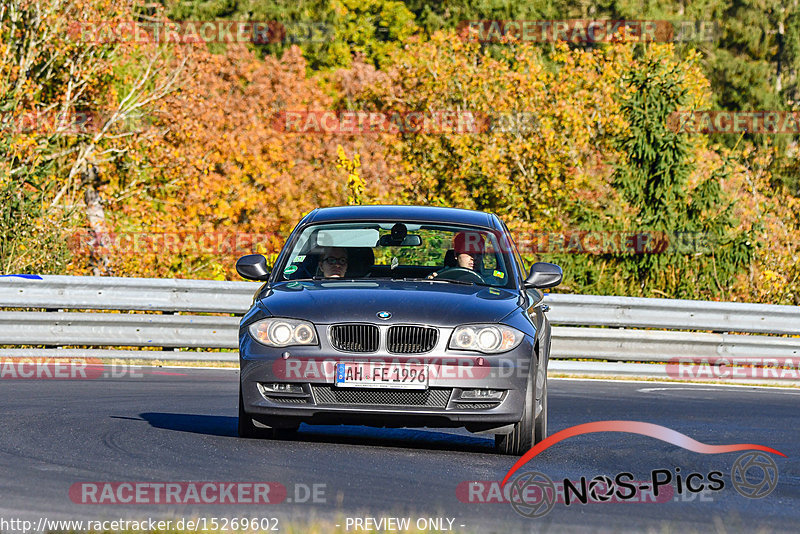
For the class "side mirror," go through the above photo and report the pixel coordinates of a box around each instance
[236,254,271,281]
[524,262,562,289]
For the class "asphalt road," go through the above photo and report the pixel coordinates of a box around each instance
[1,368,798,533]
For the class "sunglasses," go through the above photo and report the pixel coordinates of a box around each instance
[323,257,348,266]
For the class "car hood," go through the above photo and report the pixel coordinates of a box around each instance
[258,280,521,326]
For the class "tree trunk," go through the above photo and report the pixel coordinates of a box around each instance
[83,165,112,276]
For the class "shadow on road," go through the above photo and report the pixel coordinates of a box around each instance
[297,424,495,453]
[138,412,495,453]
[139,412,237,437]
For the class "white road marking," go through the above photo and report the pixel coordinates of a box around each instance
[551,377,800,392]
[637,386,800,395]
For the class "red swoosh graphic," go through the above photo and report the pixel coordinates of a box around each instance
[501,420,786,487]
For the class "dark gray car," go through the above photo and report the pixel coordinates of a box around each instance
[235,205,561,455]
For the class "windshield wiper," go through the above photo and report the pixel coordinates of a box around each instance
[310,276,374,281]
[403,277,475,285]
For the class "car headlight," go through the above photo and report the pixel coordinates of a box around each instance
[248,318,318,347]
[448,324,524,353]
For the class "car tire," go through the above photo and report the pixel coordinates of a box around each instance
[238,386,267,438]
[238,386,299,440]
[495,372,535,455]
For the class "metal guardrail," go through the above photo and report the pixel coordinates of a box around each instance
[0,276,798,363]
[0,275,259,313]
[0,347,237,361]
[551,327,800,361]
[0,311,238,348]
[544,293,800,335]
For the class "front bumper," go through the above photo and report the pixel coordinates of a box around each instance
[239,328,535,430]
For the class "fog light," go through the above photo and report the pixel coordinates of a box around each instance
[460,389,503,400]
[259,383,304,394]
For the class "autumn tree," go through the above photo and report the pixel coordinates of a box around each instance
[100,44,378,279]
[606,46,753,299]
[354,33,627,226]
[1,0,184,274]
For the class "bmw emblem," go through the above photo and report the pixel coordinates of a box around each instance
[376,311,392,320]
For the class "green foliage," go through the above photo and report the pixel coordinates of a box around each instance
[582,1,800,124]
[400,0,557,35]
[0,1,82,274]
[161,0,418,69]
[0,140,72,274]
[557,46,754,299]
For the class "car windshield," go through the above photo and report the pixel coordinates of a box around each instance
[278,222,516,288]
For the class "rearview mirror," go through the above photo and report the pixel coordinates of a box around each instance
[378,234,422,247]
[524,262,562,289]
[236,254,271,281]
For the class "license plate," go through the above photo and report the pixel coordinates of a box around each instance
[334,362,428,389]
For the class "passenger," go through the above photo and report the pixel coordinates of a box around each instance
[319,247,348,278]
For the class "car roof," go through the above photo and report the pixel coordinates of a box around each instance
[301,205,500,230]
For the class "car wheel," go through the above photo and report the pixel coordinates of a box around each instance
[238,386,299,440]
[495,373,535,455]
[238,386,268,438]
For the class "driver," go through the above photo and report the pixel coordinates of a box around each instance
[452,231,484,270]
[429,231,485,280]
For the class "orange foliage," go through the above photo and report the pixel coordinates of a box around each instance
[99,45,355,278]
